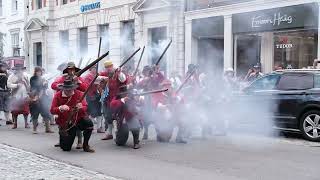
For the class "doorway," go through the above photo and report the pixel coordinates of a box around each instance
[235,35,261,77]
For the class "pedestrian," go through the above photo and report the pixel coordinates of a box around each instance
[29,67,54,134]
[7,64,30,129]
[50,79,95,153]
[0,62,12,125]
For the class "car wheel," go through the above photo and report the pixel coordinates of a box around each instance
[300,110,320,142]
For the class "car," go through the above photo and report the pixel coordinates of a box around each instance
[238,69,320,142]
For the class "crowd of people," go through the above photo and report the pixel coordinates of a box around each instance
[0,57,266,153]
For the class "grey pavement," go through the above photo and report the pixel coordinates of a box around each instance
[0,119,319,180]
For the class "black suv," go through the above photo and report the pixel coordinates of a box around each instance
[240,69,320,142]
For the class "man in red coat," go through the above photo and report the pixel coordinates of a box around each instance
[51,62,88,92]
[50,80,95,153]
[110,85,141,149]
[152,79,187,143]
[100,61,128,140]
[51,62,88,149]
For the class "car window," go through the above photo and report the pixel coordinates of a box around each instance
[246,74,280,92]
[277,73,313,90]
[314,74,320,88]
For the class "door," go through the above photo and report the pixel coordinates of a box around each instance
[236,35,261,77]
[275,73,314,128]
[34,42,42,67]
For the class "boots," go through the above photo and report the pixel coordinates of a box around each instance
[12,115,17,129]
[45,120,54,133]
[132,130,141,149]
[32,121,38,134]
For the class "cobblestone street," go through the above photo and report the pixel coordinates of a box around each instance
[0,144,118,180]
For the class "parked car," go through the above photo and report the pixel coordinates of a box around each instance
[238,69,320,142]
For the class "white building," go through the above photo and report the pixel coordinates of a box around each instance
[0,0,27,66]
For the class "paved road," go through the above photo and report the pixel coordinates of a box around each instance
[0,120,319,180]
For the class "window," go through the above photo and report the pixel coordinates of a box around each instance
[0,33,3,59]
[99,24,110,54]
[11,33,20,56]
[246,74,280,92]
[34,42,42,67]
[0,0,3,16]
[59,30,69,49]
[277,73,313,90]
[274,30,317,70]
[79,28,88,57]
[12,0,18,13]
[62,0,67,5]
[121,21,135,59]
[314,74,320,88]
[36,0,42,9]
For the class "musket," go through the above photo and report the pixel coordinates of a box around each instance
[175,67,197,94]
[119,47,141,68]
[133,46,145,77]
[77,57,83,68]
[75,51,109,77]
[155,39,172,66]
[117,88,168,97]
[85,58,92,67]
[96,37,102,73]
[61,74,99,134]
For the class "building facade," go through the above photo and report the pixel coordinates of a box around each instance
[0,0,26,66]
[185,0,320,77]
[24,0,185,76]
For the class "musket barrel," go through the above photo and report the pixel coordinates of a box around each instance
[75,51,109,77]
[119,47,141,68]
[155,39,172,66]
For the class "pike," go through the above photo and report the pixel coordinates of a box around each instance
[119,47,141,68]
[96,37,102,73]
[75,51,109,77]
[155,39,172,66]
[133,46,145,77]
[117,88,168,97]
[61,74,99,134]
[175,67,197,94]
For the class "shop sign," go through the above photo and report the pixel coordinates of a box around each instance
[233,3,318,33]
[80,1,101,13]
[276,43,293,49]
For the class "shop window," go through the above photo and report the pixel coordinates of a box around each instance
[62,0,67,5]
[274,30,317,70]
[121,21,135,70]
[79,27,88,57]
[99,24,110,54]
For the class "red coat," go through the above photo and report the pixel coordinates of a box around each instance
[151,92,183,108]
[50,90,88,128]
[51,76,88,92]
[83,72,99,98]
[110,98,137,122]
[100,70,127,104]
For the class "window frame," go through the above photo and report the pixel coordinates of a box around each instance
[245,73,281,92]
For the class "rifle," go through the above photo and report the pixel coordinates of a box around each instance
[60,74,99,135]
[96,37,102,73]
[119,47,141,68]
[175,67,197,94]
[155,39,172,66]
[133,46,145,78]
[75,51,109,77]
[117,88,168,97]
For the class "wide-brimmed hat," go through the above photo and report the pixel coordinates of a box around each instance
[57,80,79,90]
[62,62,81,74]
[11,64,26,70]
[57,62,68,72]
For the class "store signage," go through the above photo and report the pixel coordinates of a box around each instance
[251,13,293,28]
[233,3,318,33]
[276,43,293,49]
[80,1,101,13]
